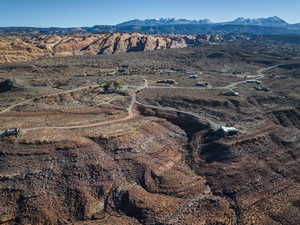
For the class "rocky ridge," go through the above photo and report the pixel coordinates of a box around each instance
[0,33,191,64]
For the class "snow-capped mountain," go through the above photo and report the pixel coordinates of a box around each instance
[117,18,211,26]
[117,16,292,28]
[227,16,289,27]
[1,16,300,36]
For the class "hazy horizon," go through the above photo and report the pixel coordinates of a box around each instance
[1,0,300,27]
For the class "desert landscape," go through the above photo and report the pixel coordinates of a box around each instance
[0,30,300,225]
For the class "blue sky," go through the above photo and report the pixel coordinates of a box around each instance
[1,0,300,27]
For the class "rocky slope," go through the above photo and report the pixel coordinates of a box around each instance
[1,103,300,225]
[0,117,225,225]
[0,33,189,64]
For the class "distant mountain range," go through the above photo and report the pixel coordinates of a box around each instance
[117,16,293,27]
[116,18,212,26]
[1,16,300,35]
[117,16,300,28]
[226,16,289,27]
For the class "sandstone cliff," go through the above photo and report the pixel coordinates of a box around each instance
[0,33,188,64]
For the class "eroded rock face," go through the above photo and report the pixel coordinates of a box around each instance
[0,33,188,64]
[0,118,236,225]
[1,110,300,225]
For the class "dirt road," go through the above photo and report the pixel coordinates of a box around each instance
[0,84,99,114]
[4,65,280,132]
[24,80,149,131]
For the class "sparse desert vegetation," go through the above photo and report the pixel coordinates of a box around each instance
[0,39,300,225]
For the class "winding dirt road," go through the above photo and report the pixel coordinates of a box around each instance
[24,80,149,131]
[0,84,100,114]
[2,65,279,132]
[223,64,282,89]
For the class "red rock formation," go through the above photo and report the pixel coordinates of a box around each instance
[0,33,188,64]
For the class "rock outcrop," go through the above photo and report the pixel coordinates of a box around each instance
[1,110,300,225]
[0,118,227,225]
[0,33,188,64]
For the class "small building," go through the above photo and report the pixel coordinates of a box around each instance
[0,128,20,137]
[156,79,177,85]
[213,126,239,138]
[196,82,209,87]
[189,75,199,79]
[222,90,240,96]
[246,79,262,84]
[220,126,239,135]
[205,126,239,142]
[0,79,14,93]
[117,68,126,73]
[254,87,271,92]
